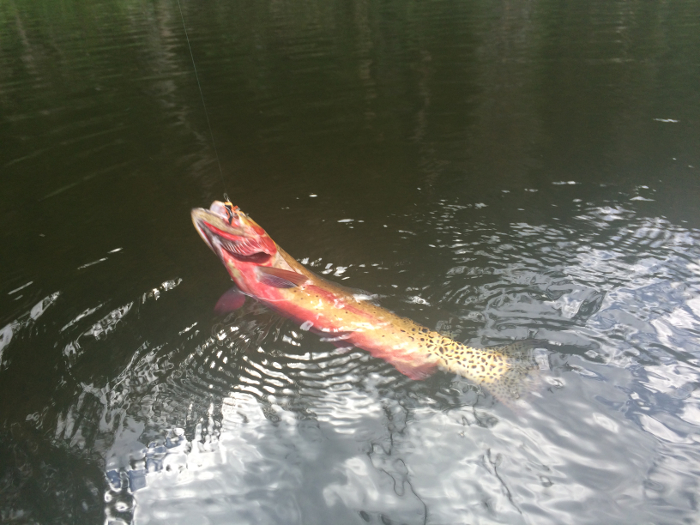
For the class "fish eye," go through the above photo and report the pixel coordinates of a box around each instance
[223,203,235,225]
[224,202,233,224]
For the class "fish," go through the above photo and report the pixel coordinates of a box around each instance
[191,200,537,403]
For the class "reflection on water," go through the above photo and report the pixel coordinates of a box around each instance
[1,0,700,523]
[5,199,698,524]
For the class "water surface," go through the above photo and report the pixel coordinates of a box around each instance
[1,0,700,523]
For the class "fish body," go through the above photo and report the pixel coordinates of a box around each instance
[192,201,534,402]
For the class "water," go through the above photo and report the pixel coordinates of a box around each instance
[1,0,700,523]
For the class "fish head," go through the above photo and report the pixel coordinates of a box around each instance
[191,201,277,274]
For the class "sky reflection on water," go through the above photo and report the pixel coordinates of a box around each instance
[1,0,700,523]
[86,200,700,525]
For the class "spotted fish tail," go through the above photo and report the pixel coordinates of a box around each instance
[434,338,542,405]
[479,340,542,405]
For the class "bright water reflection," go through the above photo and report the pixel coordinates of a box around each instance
[1,0,700,523]
[9,198,693,525]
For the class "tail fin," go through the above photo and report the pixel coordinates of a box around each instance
[478,340,544,406]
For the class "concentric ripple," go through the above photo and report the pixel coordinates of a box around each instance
[46,199,693,525]
[2,0,700,522]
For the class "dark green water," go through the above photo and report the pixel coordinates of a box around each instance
[2,0,700,523]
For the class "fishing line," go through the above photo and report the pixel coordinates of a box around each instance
[176,0,228,194]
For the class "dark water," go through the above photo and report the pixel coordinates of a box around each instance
[2,0,700,523]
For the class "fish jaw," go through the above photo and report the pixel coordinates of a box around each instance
[191,201,278,293]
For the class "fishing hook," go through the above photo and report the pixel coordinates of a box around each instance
[222,195,238,225]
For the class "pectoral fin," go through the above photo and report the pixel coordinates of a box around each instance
[214,286,246,314]
[256,266,308,288]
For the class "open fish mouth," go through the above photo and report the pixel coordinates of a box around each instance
[211,229,272,264]
[192,206,273,264]
[199,220,272,264]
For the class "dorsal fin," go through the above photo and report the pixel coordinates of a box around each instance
[256,266,308,288]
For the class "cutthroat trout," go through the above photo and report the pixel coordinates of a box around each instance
[192,200,535,403]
